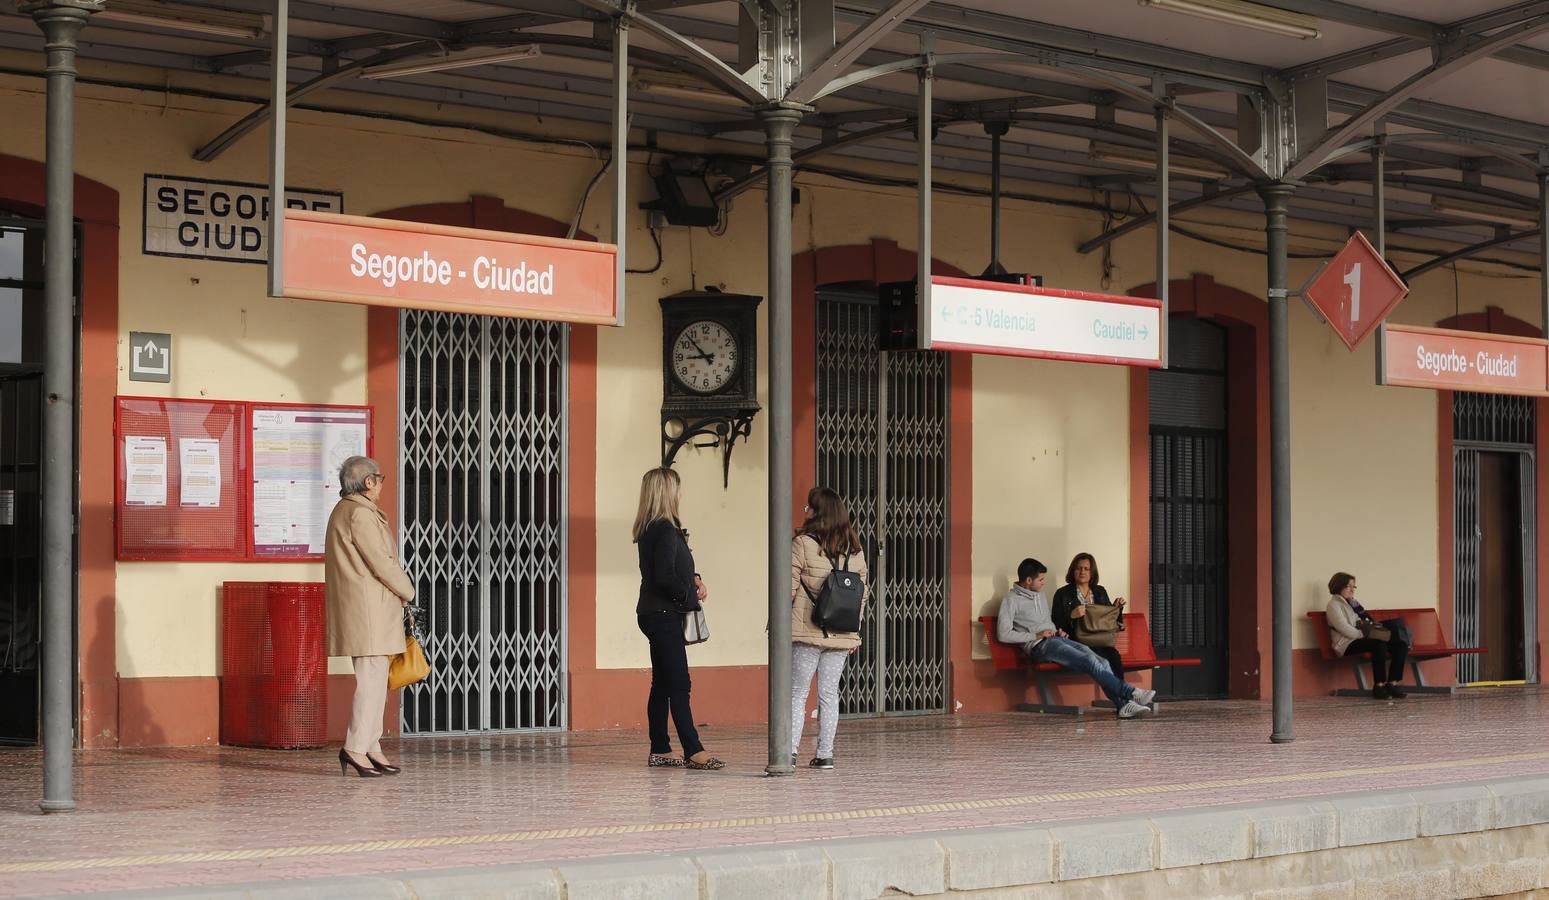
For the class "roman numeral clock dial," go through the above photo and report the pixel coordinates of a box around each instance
[671,320,738,393]
[659,290,763,487]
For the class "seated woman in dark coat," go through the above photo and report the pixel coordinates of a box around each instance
[1051,552,1126,679]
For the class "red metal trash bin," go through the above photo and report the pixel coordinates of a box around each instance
[221,581,327,749]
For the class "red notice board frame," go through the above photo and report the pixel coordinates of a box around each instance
[115,396,251,561]
[115,397,374,562]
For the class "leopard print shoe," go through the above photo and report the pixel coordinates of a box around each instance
[648,754,685,768]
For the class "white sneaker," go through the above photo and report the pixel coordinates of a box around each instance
[1131,688,1156,706]
[1118,700,1153,719]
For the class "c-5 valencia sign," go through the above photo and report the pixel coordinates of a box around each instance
[279,210,618,325]
[924,276,1162,367]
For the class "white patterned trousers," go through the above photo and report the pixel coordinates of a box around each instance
[791,643,848,758]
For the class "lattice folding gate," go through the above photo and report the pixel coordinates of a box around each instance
[1453,392,1537,685]
[815,289,949,716]
[1147,318,1229,699]
[399,310,568,734]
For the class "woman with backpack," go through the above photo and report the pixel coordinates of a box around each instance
[789,486,869,770]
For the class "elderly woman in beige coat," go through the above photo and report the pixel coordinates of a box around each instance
[789,486,869,770]
[326,455,415,778]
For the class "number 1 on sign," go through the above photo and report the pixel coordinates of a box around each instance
[1343,262,1361,323]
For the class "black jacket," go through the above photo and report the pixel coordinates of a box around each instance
[1051,583,1113,638]
[635,518,700,616]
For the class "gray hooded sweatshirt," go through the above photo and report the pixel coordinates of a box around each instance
[996,583,1056,654]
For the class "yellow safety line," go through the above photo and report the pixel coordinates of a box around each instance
[4,749,1548,875]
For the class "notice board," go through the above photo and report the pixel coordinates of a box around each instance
[115,397,372,562]
[116,397,248,560]
[251,404,373,559]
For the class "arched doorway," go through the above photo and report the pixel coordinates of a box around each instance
[793,240,970,716]
[370,196,592,735]
[0,153,118,747]
[1437,306,1544,686]
[1129,274,1269,700]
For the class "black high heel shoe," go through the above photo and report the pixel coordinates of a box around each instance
[367,755,401,775]
[339,749,384,778]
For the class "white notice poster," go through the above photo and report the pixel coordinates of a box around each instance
[251,406,370,557]
[123,436,168,506]
[179,438,222,507]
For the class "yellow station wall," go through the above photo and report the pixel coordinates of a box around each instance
[1,52,1544,699]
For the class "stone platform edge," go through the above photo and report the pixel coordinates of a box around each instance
[112,774,1549,900]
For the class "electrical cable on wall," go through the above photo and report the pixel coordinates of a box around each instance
[626,227,663,274]
[567,156,609,241]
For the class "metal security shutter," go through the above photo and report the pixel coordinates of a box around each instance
[1147,318,1228,699]
[399,310,567,734]
[1453,392,1536,684]
[816,287,949,716]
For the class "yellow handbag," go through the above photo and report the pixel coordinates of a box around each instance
[389,635,429,689]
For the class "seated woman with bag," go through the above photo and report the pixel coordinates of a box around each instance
[1325,571,1410,700]
[1051,553,1126,679]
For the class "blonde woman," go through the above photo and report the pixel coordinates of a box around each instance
[789,486,868,770]
[633,467,723,770]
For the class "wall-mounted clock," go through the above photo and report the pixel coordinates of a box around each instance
[659,289,762,486]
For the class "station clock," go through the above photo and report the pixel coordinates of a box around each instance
[659,289,762,486]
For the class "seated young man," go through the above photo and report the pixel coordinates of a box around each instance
[996,557,1154,718]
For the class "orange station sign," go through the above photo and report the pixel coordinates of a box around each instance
[1382,324,1549,396]
[279,210,618,325]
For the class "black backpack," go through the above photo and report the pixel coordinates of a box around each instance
[807,553,864,637]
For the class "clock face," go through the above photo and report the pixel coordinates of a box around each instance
[670,320,739,394]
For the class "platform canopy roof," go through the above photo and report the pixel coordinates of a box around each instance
[7,0,1549,273]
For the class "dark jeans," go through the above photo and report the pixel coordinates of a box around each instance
[1030,636,1135,707]
[1348,634,1409,684]
[1088,645,1124,678]
[638,611,703,757]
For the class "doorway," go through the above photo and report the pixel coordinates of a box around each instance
[397,311,569,734]
[814,285,950,716]
[0,216,46,744]
[1453,392,1537,684]
[1147,317,1229,698]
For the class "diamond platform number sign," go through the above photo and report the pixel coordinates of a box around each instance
[129,332,172,383]
[1303,231,1409,351]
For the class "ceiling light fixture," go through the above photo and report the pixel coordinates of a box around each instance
[1137,0,1321,40]
[1089,142,1230,180]
[1429,196,1538,229]
[96,0,269,40]
[361,45,543,80]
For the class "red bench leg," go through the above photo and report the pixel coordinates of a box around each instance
[1013,671,1087,716]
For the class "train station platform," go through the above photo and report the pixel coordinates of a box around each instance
[4,687,1549,897]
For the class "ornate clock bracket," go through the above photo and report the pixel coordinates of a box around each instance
[661,409,758,488]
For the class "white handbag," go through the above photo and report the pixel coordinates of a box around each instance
[683,608,710,645]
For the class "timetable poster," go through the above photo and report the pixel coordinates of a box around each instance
[251,406,370,558]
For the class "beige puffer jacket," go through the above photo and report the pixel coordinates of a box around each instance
[790,533,869,650]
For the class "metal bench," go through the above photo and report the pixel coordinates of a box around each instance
[1306,607,1486,695]
[977,613,1200,715]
